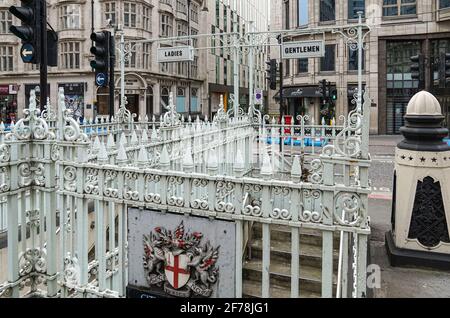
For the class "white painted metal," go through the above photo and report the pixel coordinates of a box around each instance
[0,17,373,297]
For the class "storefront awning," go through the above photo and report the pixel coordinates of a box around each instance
[274,86,335,99]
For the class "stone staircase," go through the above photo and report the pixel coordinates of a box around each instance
[243,224,341,298]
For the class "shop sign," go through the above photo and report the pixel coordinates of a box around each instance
[0,85,9,95]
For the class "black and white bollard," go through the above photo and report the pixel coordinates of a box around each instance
[386,91,450,269]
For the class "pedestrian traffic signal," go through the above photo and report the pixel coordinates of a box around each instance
[410,54,425,89]
[320,79,329,100]
[440,52,450,88]
[9,0,43,64]
[266,59,278,90]
[90,31,111,87]
[331,89,338,101]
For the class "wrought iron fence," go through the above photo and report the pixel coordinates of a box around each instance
[0,86,372,298]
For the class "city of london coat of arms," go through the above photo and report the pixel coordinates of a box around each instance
[143,221,220,297]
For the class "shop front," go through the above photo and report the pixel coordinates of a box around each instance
[25,84,51,110]
[0,84,18,125]
[275,85,336,123]
[58,83,86,120]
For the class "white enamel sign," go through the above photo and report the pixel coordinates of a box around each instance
[281,40,325,59]
[157,46,194,63]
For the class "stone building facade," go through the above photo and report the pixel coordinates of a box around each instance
[0,0,269,123]
[270,0,450,134]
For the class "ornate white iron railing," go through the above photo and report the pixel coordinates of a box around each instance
[0,86,372,298]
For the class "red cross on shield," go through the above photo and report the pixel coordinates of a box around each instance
[165,252,190,289]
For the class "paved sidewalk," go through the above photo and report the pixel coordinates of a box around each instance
[368,198,450,298]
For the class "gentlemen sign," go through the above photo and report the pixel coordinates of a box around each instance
[157,46,194,62]
[282,40,325,59]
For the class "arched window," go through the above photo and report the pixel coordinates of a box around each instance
[191,88,199,113]
[161,87,170,113]
[176,87,186,113]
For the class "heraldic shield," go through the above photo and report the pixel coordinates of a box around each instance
[143,221,220,298]
[165,252,190,289]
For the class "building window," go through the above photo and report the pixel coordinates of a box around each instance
[124,2,137,28]
[104,2,116,25]
[216,0,220,27]
[216,56,220,84]
[191,56,198,78]
[386,41,421,134]
[348,0,365,19]
[59,4,81,30]
[321,44,335,71]
[297,58,308,73]
[191,28,198,47]
[223,4,228,32]
[383,0,416,17]
[176,87,186,113]
[440,0,450,9]
[284,1,290,29]
[161,87,170,112]
[177,21,188,37]
[191,88,199,112]
[177,61,188,76]
[348,47,365,71]
[143,5,152,31]
[160,0,172,6]
[431,39,450,88]
[211,26,216,54]
[176,0,187,14]
[0,9,12,34]
[0,46,13,71]
[60,42,81,69]
[320,0,335,22]
[160,62,170,73]
[285,60,290,76]
[160,14,173,37]
[143,43,151,70]
[190,3,199,23]
[297,0,309,26]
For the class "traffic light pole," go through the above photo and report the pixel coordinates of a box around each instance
[39,0,47,111]
[279,61,283,153]
[109,35,115,120]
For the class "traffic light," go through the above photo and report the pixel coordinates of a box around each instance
[440,52,450,88]
[331,89,338,101]
[90,31,111,87]
[9,0,43,64]
[320,79,329,101]
[266,59,277,90]
[410,54,425,89]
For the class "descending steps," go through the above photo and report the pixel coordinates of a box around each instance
[242,224,341,298]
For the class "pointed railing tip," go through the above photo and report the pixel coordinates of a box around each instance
[207,149,218,170]
[119,133,127,146]
[141,129,149,143]
[182,147,194,170]
[116,142,128,164]
[260,152,273,177]
[138,145,148,165]
[107,134,116,150]
[130,130,139,145]
[98,142,109,162]
[160,145,170,169]
[291,155,302,180]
